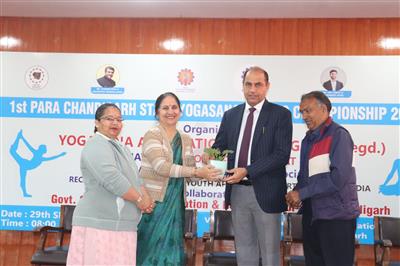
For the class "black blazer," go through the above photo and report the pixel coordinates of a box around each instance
[213,100,293,213]
[323,80,344,91]
[97,76,116,88]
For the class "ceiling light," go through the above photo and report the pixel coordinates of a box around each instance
[378,38,400,49]
[0,36,21,48]
[162,38,184,51]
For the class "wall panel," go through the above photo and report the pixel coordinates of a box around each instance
[0,17,399,54]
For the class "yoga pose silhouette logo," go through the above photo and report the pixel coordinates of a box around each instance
[9,130,66,197]
[379,158,400,196]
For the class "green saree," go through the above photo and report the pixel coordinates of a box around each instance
[137,132,185,266]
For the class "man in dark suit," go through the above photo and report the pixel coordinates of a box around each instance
[97,66,116,87]
[207,66,293,265]
[323,69,344,91]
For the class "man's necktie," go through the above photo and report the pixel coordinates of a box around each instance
[238,107,256,168]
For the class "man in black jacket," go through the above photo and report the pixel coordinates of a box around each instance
[323,69,344,91]
[97,66,116,87]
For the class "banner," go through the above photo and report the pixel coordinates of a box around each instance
[1,52,399,244]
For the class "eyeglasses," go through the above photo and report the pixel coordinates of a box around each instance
[100,116,124,123]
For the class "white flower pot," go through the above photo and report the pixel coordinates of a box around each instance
[209,160,227,173]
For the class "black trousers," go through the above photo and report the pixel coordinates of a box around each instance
[302,214,357,266]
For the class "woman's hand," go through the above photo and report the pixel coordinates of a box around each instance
[137,185,155,213]
[136,194,154,213]
[195,165,222,181]
[122,186,155,213]
[201,152,211,164]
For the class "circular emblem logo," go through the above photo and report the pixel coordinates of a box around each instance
[25,66,48,90]
[177,68,194,86]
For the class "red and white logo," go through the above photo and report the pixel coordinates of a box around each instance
[177,68,194,86]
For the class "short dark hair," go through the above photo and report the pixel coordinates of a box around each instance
[301,91,332,113]
[94,103,121,133]
[105,66,115,73]
[155,92,182,119]
[242,66,269,85]
[329,69,338,74]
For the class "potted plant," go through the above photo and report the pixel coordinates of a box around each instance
[204,148,233,173]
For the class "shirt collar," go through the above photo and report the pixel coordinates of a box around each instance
[96,131,112,141]
[245,98,265,112]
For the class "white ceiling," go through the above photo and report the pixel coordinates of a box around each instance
[1,0,399,18]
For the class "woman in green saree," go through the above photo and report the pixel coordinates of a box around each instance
[137,92,221,266]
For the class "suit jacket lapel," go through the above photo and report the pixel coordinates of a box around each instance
[251,101,270,154]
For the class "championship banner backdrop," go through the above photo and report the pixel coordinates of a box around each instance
[1,52,399,244]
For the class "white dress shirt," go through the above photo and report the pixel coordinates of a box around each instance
[234,99,265,170]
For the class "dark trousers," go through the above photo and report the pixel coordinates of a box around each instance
[302,214,357,266]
